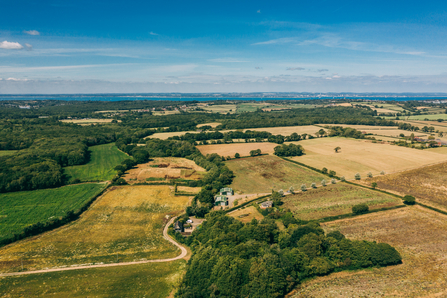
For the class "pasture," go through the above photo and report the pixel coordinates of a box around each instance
[64,143,128,182]
[228,206,264,223]
[225,155,326,194]
[293,207,447,297]
[282,183,402,220]
[0,150,17,156]
[0,260,186,298]
[197,142,277,157]
[60,119,119,124]
[0,185,190,273]
[291,137,447,180]
[366,161,447,211]
[200,104,237,113]
[123,157,206,184]
[196,122,221,128]
[0,183,106,242]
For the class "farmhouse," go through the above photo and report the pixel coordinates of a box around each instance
[214,195,229,206]
[260,201,273,209]
[174,221,184,233]
[220,187,234,196]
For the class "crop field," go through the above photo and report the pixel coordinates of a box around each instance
[282,183,402,220]
[60,119,120,124]
[291,137,447,180]
[200,104,238,113]
[152,110,181,116]
[335,124,399,130]
[123,157,206,183]
[176,186,201,194]
[0,183,106,242]
[197,142,278,157]
[0,185,190,273]
[228,206,264,223]
[293,207,447,297]
[236,103,268,112]
[0,150,17,156]
[64,143,128,182]
[407,114,447,120]
[225,155,326,194]
[0,260,186,298]
[196,122,221,128]
[366,161,447,211]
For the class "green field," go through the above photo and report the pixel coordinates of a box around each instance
[406,113,447,120]
[0,260,185,298]
[0,183,106,242]
[0,150,17,156]
[225,155,326,194]
[64,143,128,182]
[283,183,402,220]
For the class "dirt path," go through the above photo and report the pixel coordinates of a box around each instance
[0,217,187,278]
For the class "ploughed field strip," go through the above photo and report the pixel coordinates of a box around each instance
[293,207,447,298]
[0,183,106,242]
[282,183,402,221]
[0,185,189,274]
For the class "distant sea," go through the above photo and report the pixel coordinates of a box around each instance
[1,95,447,102]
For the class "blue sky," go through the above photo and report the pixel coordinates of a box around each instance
[2,0,447,93]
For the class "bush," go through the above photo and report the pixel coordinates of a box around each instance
[403,195,416,205]
[321,179,326,187]
[367,172,373,178]
[322,167,328,174]
[352,203,369,214]
[311,182,317,189]
[301,184,307,191]
[371,182,377,189]
[355,173,361,180]
[328,170,336,177]
[380,170,385,175]
[234,153,240,158]
[340,176,346,182]
[331,178,336,184]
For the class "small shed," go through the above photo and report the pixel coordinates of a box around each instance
[214,195,229,206]
[260,201,273,209]
[220,187,234,196]
[174,221,184,233]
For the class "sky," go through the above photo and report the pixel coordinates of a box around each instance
[2,0,447,93]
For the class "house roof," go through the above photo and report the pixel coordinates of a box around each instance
[220,187,232,192]
[215,195,228,202]
[260,201,273,208]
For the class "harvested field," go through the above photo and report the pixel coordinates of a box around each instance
[365,161,447,211]
[407,114,447,120]
[293,207,447,298]
[197,122,221,128]
[282,183,402,220]
[0,260,186,298]
[60,119,119,124]
[176,186,201,194]
[226,155,326,194]
[228,206,264,223]
[0,185,190,273]
[123,157,205,183]
[197,142,277,157]
[152,110,180,116]
[201,104,237,113]
[291,137,447,180]
[147,131,198,140]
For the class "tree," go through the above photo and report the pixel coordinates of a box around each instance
[380,170,385,175]
[355,173,361,180]
[340,176,346,182]
[371,182,377,189]
[352,203,369,214]
[235,153,240,158]
[331,179,336,184]
[311,182,317,189]
[329,170,336,177]
[403,195,416,205]
[321,179,326,187]
[322,167,328,174]
[367,172,373,178]
[334,146,341,153]
[301,184,307,191]
[289,186,294,194]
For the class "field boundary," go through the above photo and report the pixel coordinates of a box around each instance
[279,157,341,180]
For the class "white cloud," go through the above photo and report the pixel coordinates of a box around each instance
[6,77,28,81]
[0,41,24,50]
[149,31,159,36]
[287,67,305,71]
[23,30,40,36]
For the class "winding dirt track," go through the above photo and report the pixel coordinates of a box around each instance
[0,217,187,278]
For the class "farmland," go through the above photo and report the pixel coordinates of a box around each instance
[0,260,186,298]
[0,150,17,156]
[282,183,402,220]
[406,113,447,120]
[60,119,120,124]
[291,137,447,180]
[228,206,264,223]
[293,207,447,297]
[196,122,221,128]
[123,157,206,184]
[64,143,128,182]
[366,161,447,211]
[225,155,326,194]
[0,185,190,273]
[0,183,106,242]
[197,142,277,157]
[200,104,237,113]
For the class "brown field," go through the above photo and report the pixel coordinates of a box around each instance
[197,142,278,157]
[228,206,264,223]
[146,131,199,139]
[335,124,399,130]
[152,110,181,116]
[226,155,326,194]
[0,185,190,273]
[197,122,221,128]
[364,161,447,211]
[176,186,202,194]
[123,157,206,183]
[246,125,324,136]
[60,119,120,124]
[293,207,447,297]
[291,137,447,180]
[283,183,402,220]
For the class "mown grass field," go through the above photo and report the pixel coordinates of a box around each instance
[365,161,447,211]
[282,183,402,220]
[291,137,447,180]
[293,207,447,297]
[0,151,17,157]
[228,206,264,223]
[0,185,190,273]
[0,260,186,298]
[0,183,106,242]
[406,113,447,120]
[64,143,128,182]
[226,155,326,194]
[201,104,237,113]
[197,142,278,157]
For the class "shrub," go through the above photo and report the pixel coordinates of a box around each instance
[371,182,377,189]
[352,203,369,214]
[234,153,240,158]
[403,195,416,205]
[331,178,336,184]
[289,186,294,194]
[355,173,361,180]
[380,170,385,175]
[301,184,307,191]
[367,172,373,178]
[311,182,317,189]
[321,179,326,187]
[328,170,336,177]
[322,167,328,174]
[340,176,346,182]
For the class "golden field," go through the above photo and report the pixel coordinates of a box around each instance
[0,185,190,273]
[228,206,264,224]
[197,142,278,157]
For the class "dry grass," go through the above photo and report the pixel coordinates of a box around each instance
[283,183,402,220]
[335,124,399,130]
[197,142,278,157]
[176,186,202,194]
[246,125,324,136]
[197,122,221,128]
[0,185,190,273]
[152,110,181,116]
[364,162,447,211]
[291,137,447,180]
[293,206,447,298]
[123,157,206,183]
[201,104,238,113]
[60,119,119,124]
[228,206,264,223]
[147,131,198,140]
[226,155,326,194]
